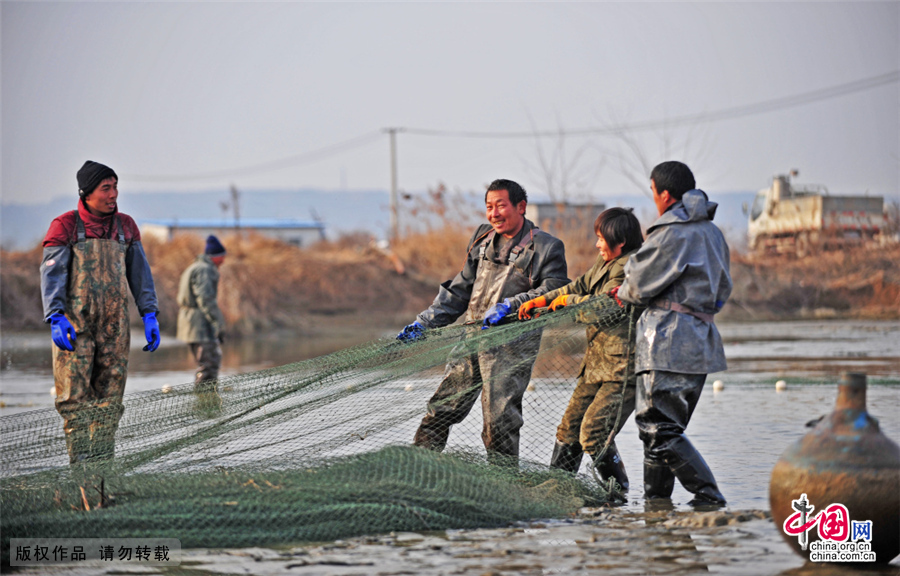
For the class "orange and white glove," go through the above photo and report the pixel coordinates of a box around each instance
[549,294,573,311]
[607,286,624,308]
[518,296,547,320]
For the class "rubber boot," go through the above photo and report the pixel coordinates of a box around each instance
[483,423,520,468]
[63,410,93,466]
[89,421,117,462]
[65,429,91,465]
[87,403,124,462]
[592,447,629,492]
[549,441,583,473]
[643,460,676,499]
[487,450,519,469]
[667,436,726,506]
[413,424,450,453]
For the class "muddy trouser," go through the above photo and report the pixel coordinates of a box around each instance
[413,331,541,464]
[190,341,222,387]
[634,371,724,502]
[556,373,636,460]
[54,335,128,464]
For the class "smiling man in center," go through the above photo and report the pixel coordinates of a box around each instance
[398,179,569,466]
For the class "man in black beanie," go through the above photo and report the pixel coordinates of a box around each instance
[40,160,161,465]
[77,160,118,202]
[176,235,227,393]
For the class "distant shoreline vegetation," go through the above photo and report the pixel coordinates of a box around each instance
[0,188,759,251]
[1,229,898,334]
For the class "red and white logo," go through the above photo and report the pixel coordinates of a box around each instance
[782,493,876,562]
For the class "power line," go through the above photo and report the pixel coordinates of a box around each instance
[401,70,900,139]
[121,70,898,182]
[123,130,384,182]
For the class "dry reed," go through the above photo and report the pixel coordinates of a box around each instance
[3,232,897,334]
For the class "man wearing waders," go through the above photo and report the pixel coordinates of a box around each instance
[398,179,568,466]
[40,161,160,465]
[613,161,731,506]
[177,235,227,387]
[518,207,644,494]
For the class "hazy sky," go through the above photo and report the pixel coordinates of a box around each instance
[2,2,898,206]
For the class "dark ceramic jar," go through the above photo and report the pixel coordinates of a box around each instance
[769,373,899,563]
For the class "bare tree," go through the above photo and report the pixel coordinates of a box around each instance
[521,113,606,203]
[399,182,479,235]
[519,109,715,203]
[597,109,716,198]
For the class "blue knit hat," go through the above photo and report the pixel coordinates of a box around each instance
[205,235,226,256]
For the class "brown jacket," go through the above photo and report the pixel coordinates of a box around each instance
[543,250,640,383]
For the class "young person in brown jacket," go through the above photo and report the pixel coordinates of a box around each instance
[518,207,643,493]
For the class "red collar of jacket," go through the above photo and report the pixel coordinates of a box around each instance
[77,198,121,239]
[42,201,140,247]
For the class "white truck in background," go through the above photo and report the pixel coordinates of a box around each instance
[746,171,885,257]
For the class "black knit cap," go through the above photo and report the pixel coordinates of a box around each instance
[77,160,117,198]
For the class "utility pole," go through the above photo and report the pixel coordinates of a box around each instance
[384,128,403,243]
[229,183,241,241]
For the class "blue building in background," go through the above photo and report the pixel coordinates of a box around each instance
[140,218,327,247]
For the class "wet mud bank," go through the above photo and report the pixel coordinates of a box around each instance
[188,509,782,576]
[17,508,900,575]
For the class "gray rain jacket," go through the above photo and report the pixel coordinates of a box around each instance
[416,219,569,328]
[617,190,732,374]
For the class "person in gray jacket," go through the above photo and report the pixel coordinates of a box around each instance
[614,161,731,506]
[176,236,227,386]
[398,179,569,465]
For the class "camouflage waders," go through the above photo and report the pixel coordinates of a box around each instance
[551,322,637,490]
[554,366,636,461]
[52,213,129,464]
[189,341,222,385]
[414,231,541,465]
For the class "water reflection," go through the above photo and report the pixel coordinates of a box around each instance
[1,320,898,574]
[0,325,391,416]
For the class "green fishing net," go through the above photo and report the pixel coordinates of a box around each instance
[1,296,632,562]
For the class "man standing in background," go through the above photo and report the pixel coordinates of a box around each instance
[41,160,161,465]
[614,160,731,506]
[177,235,227,387]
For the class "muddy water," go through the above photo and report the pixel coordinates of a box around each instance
[3,319,897,416]
[0,325,392,417]
[3,319,899,575]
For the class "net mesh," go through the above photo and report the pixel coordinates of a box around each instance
[1,297,632,560]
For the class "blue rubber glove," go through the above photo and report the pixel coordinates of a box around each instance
[50,313,76,351]
[142,313,161,352]
[396,321,425,342]
[482,298,513,329]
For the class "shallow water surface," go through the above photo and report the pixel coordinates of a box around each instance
[3,320,898,575]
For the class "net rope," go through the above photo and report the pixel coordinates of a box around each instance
[1,296,633,560]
